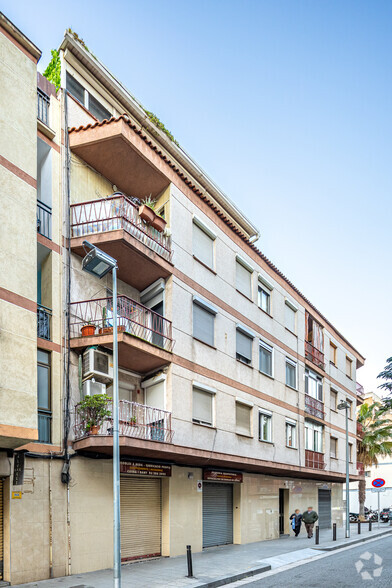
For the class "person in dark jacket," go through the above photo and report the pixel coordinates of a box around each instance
[302,506,319,538]
[290,509,303,537]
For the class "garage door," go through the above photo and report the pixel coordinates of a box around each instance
[203,483,233,548]
[0,480,3,580]
[120,477,161,561]
[318,488,332,529]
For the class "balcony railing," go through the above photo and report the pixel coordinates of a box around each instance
[37,200,52,240]
[37,304,52,341]
[37,89,50,126]
[305,394,325,420]
[69,296,173,352]
[357,421,364,438]
[74,399,173,443]
[305,340,325,370]
[305,449,326,470]
[356,382,365,398]
[70,194,172,262]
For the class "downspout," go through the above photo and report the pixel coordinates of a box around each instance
[49,456,53,579]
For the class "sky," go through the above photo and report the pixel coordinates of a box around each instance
[2,0,391,394]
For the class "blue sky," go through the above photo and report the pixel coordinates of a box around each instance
[3,0,391,394]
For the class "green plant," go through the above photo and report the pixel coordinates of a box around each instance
[144,110,179,146]
[66,28,90,52]
[141,195,157,211]
[130,416,137,425]
[43,49,61,92]
[77,394,112,431]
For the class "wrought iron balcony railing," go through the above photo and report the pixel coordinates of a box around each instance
[74,399,173,443]
[37,200,52,240]
[37,304,52,341]
[305,449,326,470]
[69,295,173,352]
[37,88,50,126]
[70,194,172,262]
[305,394,325,420]
[305,340,325,370]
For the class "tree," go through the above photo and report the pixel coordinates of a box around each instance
[357,401,392,517]
[378,357,392,410]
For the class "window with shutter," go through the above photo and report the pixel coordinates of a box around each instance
[305,368,323,401]
[286,420,297,448]
[193,302,215,346]
[286,358,297,389]
[236,259,252,299]
[259,342,273,376]
[193,221,214,269]
[346,356,353,378]
[236,402,252,436]
[88,93,111,122]
[285,302,296,333]
[193,388,213,425]
[258,285,271,314]
[236,329,253,364]
[330,437,337,458]
[66,72,85,104]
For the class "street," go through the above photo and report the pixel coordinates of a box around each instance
[237,535,392,587]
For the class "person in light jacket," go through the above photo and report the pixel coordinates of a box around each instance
[290,509,303,537]
[302,506,319,538]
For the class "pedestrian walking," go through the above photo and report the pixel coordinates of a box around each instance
[302,506,319,538]
[290,509,303,537]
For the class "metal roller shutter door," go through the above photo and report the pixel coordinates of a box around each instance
[120,477,161,561]
[0,480,3,580]
[203,483,233,548]
[318,489,332,529]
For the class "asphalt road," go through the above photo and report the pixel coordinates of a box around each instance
[241,535,392,587]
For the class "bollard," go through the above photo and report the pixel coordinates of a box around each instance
[369,520,372,532]
[358,521,361,535]
[333,523,337,541]
[315,525,320,545]
[186,545,193,578]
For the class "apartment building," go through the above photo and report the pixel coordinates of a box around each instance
[0,14,365,584]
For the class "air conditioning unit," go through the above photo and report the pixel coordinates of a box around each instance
[82,380,106,398]
[82,348,113,383]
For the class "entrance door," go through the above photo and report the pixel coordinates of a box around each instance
[279,489,285,535]
[318,488,332,529]
[120,477,161,561]
[0,480,3,580]
[203,483,233,548]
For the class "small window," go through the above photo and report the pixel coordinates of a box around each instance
[349,442,353,462]
[330,437,338,458]
[236,327,253,365]
[346,356,353,378]
[346,398,353,419]
[193,386,214,426]
[66,72,85,104]
[193,219,215,269]
[365,471,371,478]
[305,421,323,452]
[285,358,297,389]
[236,258,253,299]
[305,368,323,401]
[258,285,270,314]
[259,411,272,442]
[37,349,51,443]
[330,390,338,411]
[286,420,297,448]
[236,401,252,436]
[259,341,273,377]
[193,299,216,347]
[330,342,337,365]
[88,93,111,122]
[285,302,296,333]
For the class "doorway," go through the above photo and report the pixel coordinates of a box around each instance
[279,488,289,535]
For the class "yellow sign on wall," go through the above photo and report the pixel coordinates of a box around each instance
[12,491,22,499]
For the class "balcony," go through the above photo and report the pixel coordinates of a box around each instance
[357,461,365,475]
[69,296,173,373]
[305,394,325,420]
[37,200,52,240]
[305,449,325,470]
[70,194,173,290]
[37,304,51,341]
[305,340,325,370]
[37,88,50,126]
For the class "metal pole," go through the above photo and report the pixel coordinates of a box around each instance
[345,406,350,538]
[186,545,193,578]
[315,525,319,545]
[378,491,380,529]
[369,520,372,532]
[112,266,121,588]
[358,521,361,535]
[333,522,336,541]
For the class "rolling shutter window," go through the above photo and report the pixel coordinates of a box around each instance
[318,489,332,529]
[193,388,213,425]
[236,402,251,435]
[236,260,252,298]
[285,303,296,333]
[193,302,215,346]
[203,483,233,547]
[259,343,273,376]
[193,222,214,268]
[66,72,85,104]
[144,380,165,411]
[236,329,253,364]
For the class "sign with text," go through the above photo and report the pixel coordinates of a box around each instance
[120,461,171,477]
[371,488,386,493]
[13,452,25,486]
[203,470,243,483]
[12,491,22,499]
[372,478,386,488]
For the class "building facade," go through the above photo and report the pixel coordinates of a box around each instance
[0,14,365,584]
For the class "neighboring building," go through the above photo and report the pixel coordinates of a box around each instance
[0,14,366,584]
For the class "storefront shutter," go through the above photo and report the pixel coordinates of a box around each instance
[203,483,233,548]
[318,489,332,529]
[0,480,3,580]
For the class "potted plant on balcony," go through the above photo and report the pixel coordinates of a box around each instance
[81,319,96,337]
[151,210,167,233]
[98,306,126,335]
[139,196,156,224]
[77,393,112,435]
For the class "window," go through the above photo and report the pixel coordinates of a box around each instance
[37,350,51,443]
[236,327,253,365]
[66,72,85,104]
[193,298,216,347]
[259,411,272,442]
[258,284,271,314]
[346,356,353,378]
[236,257,253,299]
[285,358,297,389]
[88,93,111,122]
[236,401,252,436]
[285,301,297,333]
[305,421,323,452]
[330,342,337,365]
[330,437,338,458]
[259,341,273,377]
[286,420,297,448]
[330,390,338,411]
[305,368,323,401]
[193,219,215,269]
[349,442,353,462]
[365,471,371,478]
[346,398,353,419]
[192,385,214,426]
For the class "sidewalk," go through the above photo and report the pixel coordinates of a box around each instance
[15,524,392,588]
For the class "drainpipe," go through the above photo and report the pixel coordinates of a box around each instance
[49,456,53,579]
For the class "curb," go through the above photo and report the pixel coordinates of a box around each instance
[192,564,272,588]
[312,528,392,552]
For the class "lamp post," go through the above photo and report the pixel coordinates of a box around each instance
[82,241,121,588]
[337,400,350,538]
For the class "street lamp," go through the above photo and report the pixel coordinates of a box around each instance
[82,240,121,588]
[337,400,350,538]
